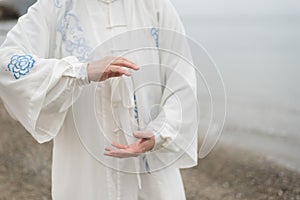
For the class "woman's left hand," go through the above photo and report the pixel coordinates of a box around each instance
[104,131,155,158]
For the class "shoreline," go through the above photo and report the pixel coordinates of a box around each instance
[181,143,300,200]
[220,123,300,174]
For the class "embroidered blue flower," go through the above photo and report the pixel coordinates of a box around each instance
[54,0,62,8]
[56,0,92,61]
[151,27,159,48]
[7,55,35,79]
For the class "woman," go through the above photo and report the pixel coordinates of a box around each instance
[0,0,198,199]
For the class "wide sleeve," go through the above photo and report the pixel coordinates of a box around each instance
[0,0,89,143]
[147,0,198,168]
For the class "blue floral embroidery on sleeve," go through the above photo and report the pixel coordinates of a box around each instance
[151,27,159,48]
[7,55,35,79]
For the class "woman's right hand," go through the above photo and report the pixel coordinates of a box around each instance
[87,56,139,82]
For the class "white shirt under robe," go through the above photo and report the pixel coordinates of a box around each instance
[0,0,198,199]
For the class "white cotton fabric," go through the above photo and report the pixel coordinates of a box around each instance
[0,0,198,199]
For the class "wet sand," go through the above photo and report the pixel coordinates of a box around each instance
[0,101,300,200]
[182,145,300,200]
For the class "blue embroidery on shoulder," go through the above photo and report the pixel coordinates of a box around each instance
[54,0,62,8]
[7,55,35,79]
[56,0,92,61]
[151,27,159,48]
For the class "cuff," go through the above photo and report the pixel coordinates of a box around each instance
[151,133,165,152]
[63,62,90,85]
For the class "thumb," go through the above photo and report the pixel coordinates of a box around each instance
[133,131,154,139]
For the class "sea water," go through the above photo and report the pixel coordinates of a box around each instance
[180,14,300,171]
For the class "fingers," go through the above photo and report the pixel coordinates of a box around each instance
[89,56,140,82]
[110,57,139,70]
[133,131,154,139]
[104,141,142,158]
[104,148,140,158]
[109,65,132,76]
[111,142,129,149]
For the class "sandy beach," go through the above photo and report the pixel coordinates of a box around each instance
[1,101,300,200]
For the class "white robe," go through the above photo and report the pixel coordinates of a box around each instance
[0,0,198,199]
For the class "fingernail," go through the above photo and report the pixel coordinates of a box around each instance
[131,64,138,69]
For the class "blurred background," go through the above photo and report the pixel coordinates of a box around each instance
[0,0,299,199]
[176,0,300,171]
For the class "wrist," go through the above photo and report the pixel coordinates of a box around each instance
[63,62,90,85]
